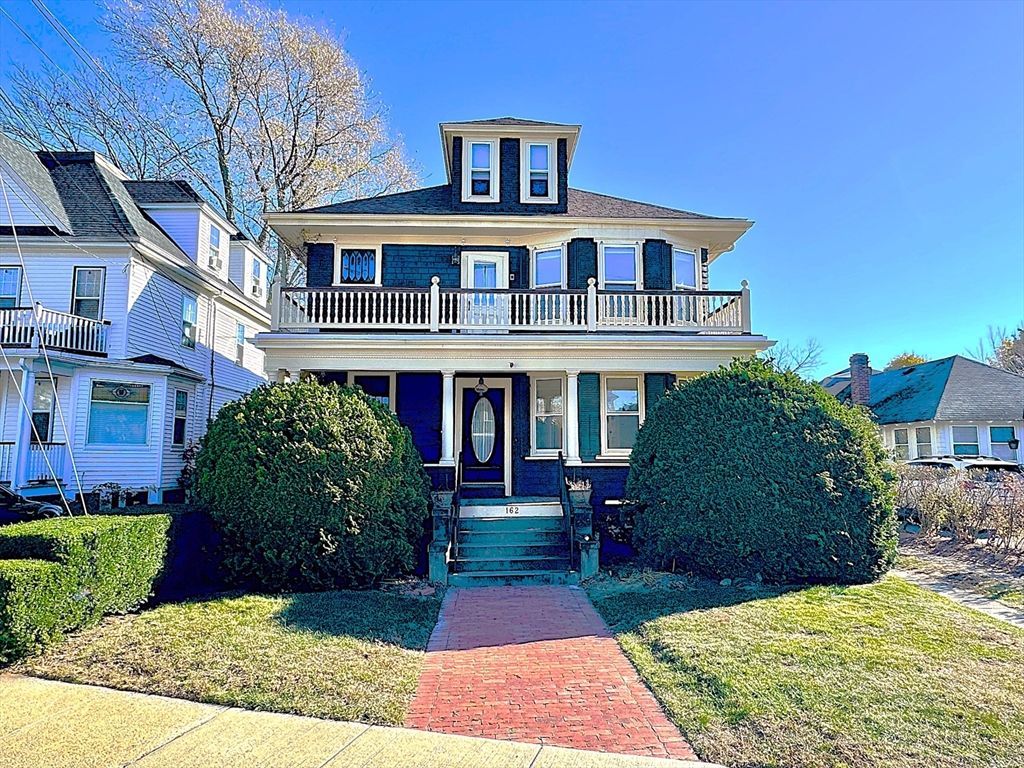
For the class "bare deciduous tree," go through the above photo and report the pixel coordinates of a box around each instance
[763,337,825,377]
[967,325,1024,376]
[0,0,416,279]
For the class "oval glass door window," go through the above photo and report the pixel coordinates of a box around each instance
[470,398,496,463]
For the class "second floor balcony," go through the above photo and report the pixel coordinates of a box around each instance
[273,278,752,335]
[0,305,110,357]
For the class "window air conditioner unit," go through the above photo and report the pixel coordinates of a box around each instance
[251,284,263,297]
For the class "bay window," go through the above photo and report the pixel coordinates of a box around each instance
[533,377,564,453]
[603,376,642,453]
[673,248,698,289]
[600,244,639,290]
[87,381,150,445]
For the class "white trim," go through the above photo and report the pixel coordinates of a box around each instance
[671,246,698,290]
[455,376,512,496]
[85,378,154,448]
[0,264,23,306]
[530,374,566,456]
[332,244,383,287]
[600,373,644,457]
[461,139,500,203]
[530,243,566,289]
[345,371,397,413]
[597,242,643,290]
[461,250,510,289]
[951,424,981,455]
[171,388,188,448]
[520,140,557,204]
[71,265,106,320]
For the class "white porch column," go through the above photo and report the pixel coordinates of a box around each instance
[13,363,36,490]
[440,369,455,466]
[566,370,580,463]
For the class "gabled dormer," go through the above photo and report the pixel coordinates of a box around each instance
[440,118,580,214]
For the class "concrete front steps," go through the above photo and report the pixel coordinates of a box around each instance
[449,499,577,587]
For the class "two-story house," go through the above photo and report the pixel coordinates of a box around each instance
[0,133,270,504]
[259,117,772,584]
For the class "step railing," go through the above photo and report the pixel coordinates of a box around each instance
[0,305,110,356]
[451,448,464,574]
[558,451,578,572]
[274,277,751,334]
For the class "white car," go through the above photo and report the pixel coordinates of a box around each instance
[906,455,1021,475]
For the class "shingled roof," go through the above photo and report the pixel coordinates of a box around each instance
[301,184,725,220]
[0,133,73,233]
[123,180,205,205]
[448,117,576,127]
[831,355,1024,423]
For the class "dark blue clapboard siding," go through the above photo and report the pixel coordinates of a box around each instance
[396,372,442,463]
[305,243,334,287]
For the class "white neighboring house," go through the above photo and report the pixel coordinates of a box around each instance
[822,353,1023,463]
[0,134,270,502]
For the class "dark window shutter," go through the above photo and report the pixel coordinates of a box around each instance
[568,238,597,290]
[306,243,334,287]
[578,373,601,461]
[642,240,671,290]
[644,373,676,415]
[700,248,709,290]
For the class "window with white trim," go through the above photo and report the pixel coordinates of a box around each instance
[0,267,21,308]
[521,141,555,202]
[915,426,932,458]
[181,295,198,348]
[208,225,222,269]
[463,140,499,202]
[673,248,698,289]
[172,390,188,447]
[31,376,54,444]
[533,377,564,453]
[600,244,640,291]
[250,259,263,297]
[235,323,245,365]
[72,267,104,320]
[337,249,376,284]
[893,428,910,460]
[533,247,564,288]
[990,426,1018,462]
[952,425,979,456]
[603,375,642,453]
[88,381,150,445]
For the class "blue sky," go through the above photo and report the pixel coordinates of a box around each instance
[1,0,1022,376]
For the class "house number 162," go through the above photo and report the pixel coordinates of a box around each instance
[505,506,520,515]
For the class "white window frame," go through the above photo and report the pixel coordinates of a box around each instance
[914,425,932,459]
[462,139,500,203]
[331,245,382,286]
[520,140,557,204]
[600,374,644,457]
[531,375,566,456]
[672,247,698,290]
[531,244,566,289]
[461,251,509,289]
[0,266,22,308]
[235,323,245,366]
[952,425,980,456]
[346,371,396,413]
[893,428,910,460]
[172,389,188,448]
[250,258,264,298]
[181,295,198,349]
[990,425,1018,462]
[71,266,105,320]
[598,242,643,290]
[30,375,55,444]
[86,380,152,447]
[208,225,222,270]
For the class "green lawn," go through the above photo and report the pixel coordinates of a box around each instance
[13,590,440,726]
[588,575,1024,768]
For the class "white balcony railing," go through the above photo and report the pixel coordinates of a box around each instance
[274,278,751,335]
[27,442,66,484]
[0,442,14,483]
[0,305,110,356]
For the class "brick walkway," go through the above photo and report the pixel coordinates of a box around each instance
[405,586,697,760]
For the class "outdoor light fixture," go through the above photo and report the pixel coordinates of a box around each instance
[1009,437,1021,451]
[474,377,488,395]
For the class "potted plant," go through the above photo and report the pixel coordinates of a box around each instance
[566,475,593,506]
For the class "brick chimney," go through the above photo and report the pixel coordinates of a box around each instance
[849,353,871,407]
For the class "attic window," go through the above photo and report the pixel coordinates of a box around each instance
[462,140,499,202]
[521,141,556,203]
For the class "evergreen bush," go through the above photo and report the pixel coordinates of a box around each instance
[626,358,897,583]
[194,381,429,591]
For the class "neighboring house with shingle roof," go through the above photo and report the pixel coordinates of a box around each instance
[823,354,1023,462]
[258,115,772,586]
[0,133,270,502]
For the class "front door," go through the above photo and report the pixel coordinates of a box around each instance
[460,383,506,488]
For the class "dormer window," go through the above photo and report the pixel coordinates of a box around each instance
[208,225,222,270]
[462,139,499,202]
[522,142,556,203]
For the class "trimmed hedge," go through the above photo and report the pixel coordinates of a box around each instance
[0,514,169,662]
[626,358,898,584]
[195,381,430,591]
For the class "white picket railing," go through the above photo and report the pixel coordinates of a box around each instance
[274,277,751,334]
[0,306,110,356]
[0,442,14,483]
[27,442,65,484]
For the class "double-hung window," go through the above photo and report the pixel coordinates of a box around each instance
[522,142,555,202]
[172,390,188,447]
[603,376,642,453]
[463,140,498,202]
[31,376,55,444]
[893,428,910,460]
[251,259,263,297]
[952,426,980,456]
[915,426,932,458]
[181,295,198,348]
[0,267,21,308]
[990,426,1018,461]
[88,381,150,445]
[208,225,222,269]
[673,248,698,290]
[72,267,104,320]
[533,378,564,453]
[600,244,640,290]
[235,323,245,365]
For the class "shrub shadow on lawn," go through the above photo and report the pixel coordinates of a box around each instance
[274,590,440,651]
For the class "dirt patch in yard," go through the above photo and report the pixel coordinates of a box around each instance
[899,532,1024,608]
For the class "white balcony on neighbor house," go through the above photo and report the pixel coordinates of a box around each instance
[272,278,752,335]
[0,305,110,357]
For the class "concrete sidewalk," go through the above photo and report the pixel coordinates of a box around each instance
[0,675,721,768]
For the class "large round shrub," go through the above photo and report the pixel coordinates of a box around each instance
[626,357,897,584]
[195,380,429,591]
